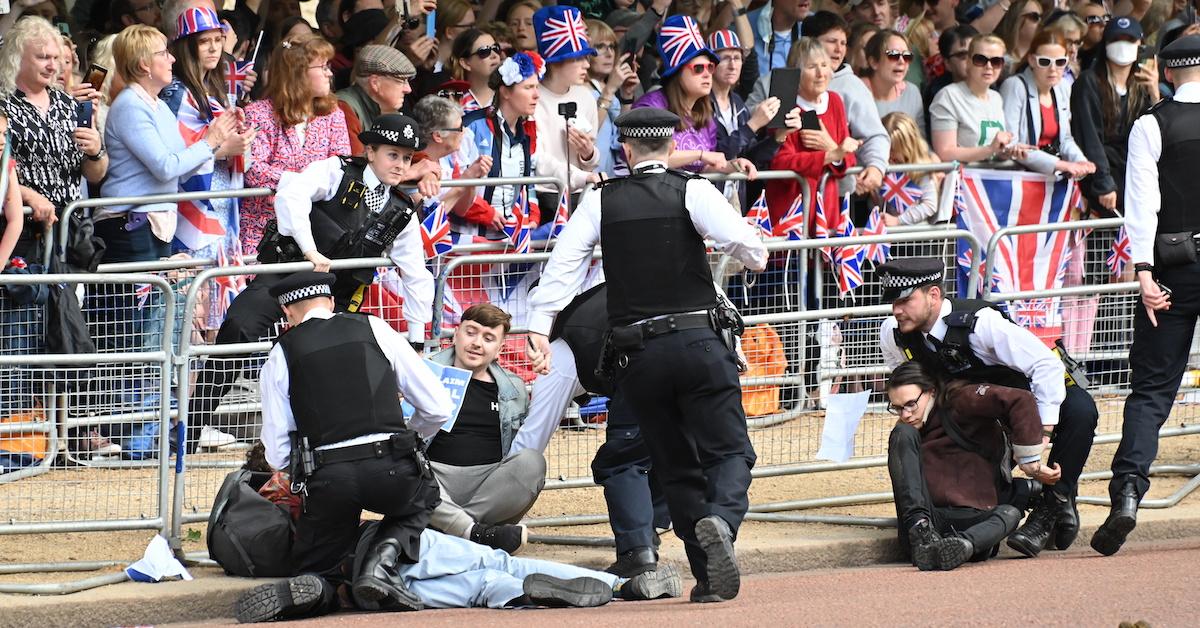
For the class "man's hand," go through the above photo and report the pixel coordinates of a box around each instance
[417,171,441,199]
[526,333,552,375]
[1019,461,1061,485]
[1138,271,1170,327]
[25,189,56,225]
[855,165,884,195]
[464,155,493,179]
[305,250,332,272]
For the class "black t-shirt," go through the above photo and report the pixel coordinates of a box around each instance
[426,378,503,467]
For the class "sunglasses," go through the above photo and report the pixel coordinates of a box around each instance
[1034,55,1069,67]
[884,49,913,62]
[971,54,1005,69]
[1023,11,1042,22]
[500,46,516,57]
[1084,14,1112,25]
[472,44,501,58]
[688,61,715,75]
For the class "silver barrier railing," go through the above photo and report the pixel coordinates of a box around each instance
[0,273,174,593]
[982,216,1126,292]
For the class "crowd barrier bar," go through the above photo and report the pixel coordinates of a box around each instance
[981,217,1126,291]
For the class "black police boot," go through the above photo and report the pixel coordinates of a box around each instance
[469,523,527,554]
[352,537,424,612]
[908,519,974,571]
[1007,495,1056,558]
[619,563,683,600]
[694,515,740,601]
[521,574,614,607]
[605,547,658,578]
[1090,479,1139,556]
[235,574,337,623]
[1051,490,1080,550]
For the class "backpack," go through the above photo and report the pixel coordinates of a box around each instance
[207,469,294,577]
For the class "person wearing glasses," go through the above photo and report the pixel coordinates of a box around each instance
[1001,31,1096,179]
[930,34,1033,164]
[862,30,926,138]
[587,19,640,178]
[412,95,496,231]
[995,0,1044,71]
[336,45,416,156]
[449,28,502,114]
[1073,0,1113,70]
[1041,11,1088,89]
[877,257,1099,560]
[883,360,1051,571]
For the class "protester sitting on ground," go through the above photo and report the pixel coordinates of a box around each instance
[884,361,1054,571]
[449,28,501,114]
[1000,31,1096,180]
[336,45,416,156]
[426,304,545,554]
[877,112,939,227]
[929,34,1033,164]
[242,34,350,254]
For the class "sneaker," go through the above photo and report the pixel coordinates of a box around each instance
[521,574,613,608]
[199,425,238,449]
[469,523,527,554]
[619,563,683,601]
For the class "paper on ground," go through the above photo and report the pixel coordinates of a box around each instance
[126,534,192,582]
[816,390,871,463]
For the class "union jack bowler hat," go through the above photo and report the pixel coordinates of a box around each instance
[533,5,596,65]
[877,258,944,302]
[658,15,718,78]
[175,6,225,41]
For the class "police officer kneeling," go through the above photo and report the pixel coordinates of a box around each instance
[1092,35,1200,556]
[527,108,768,602]
[236,272,453,623]
[878,259,1099,557]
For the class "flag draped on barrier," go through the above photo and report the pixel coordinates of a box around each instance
[421,200,453,256]
[953,168,1082,343]
[746,191,772,238]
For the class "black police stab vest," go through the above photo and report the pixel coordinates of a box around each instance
[599,170,717,326]
[276,313,408,448]
[311,157,416,260]
[550,283,611,396]
[1150,100,1200,235]
[893,298,1030,391]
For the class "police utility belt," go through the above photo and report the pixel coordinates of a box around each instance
[596,303,744,380]
[289,431,431,496]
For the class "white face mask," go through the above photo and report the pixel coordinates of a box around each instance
[1106,41,1138,66]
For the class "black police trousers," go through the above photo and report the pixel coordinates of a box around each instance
[1110,261,1200,500]
[292,451,440,575]
[613,327,756,582]
[590,390,669,554]
[1046,383,1099,498]
[888,424,1022,561]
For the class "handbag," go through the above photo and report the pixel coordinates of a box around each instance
[1154,231,1197,267]
[45,258,97,357]
[65,212,106,272]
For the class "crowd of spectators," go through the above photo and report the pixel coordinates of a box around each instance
[0,0,1197,457]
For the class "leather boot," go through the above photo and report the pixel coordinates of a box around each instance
[605,547,658,578]
[908,519,973,571]
[236,575,338,623]
[1007,495,1056,558]
[352,537,424,612]
[1051,490,1080,550]
[1090,478,1139,556]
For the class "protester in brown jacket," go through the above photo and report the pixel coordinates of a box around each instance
[885,361,1060,572]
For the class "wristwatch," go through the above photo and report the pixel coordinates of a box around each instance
[735,6,747,15]
[1134,262,1154,275]
[85,147,106,161]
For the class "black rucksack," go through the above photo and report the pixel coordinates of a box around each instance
[207,469,294,577]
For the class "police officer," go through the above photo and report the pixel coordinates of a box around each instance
[186,113,434,453]
[526,108,767,603]
[1091,35,1200,557]
[516,284,671,577]
[237,271,453,623]
[877,258,1099,558]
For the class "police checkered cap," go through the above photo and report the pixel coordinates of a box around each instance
[614,108,679,141]
[1160,34,1200,68]
[877,258,944,302]
[269,271,337,306]
[358,113,424,150]
[276,284,333,306]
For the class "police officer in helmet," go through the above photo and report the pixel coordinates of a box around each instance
[1092,34,1200,556]
[526,107,768,602]
[186,114,435,453]
[877,258,1099,558]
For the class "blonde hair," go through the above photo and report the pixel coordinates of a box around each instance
[882,112,935,181]
[969,33,1007,56]
[0,16,63,95]
[113,24,167,83]
[586,18,616,45]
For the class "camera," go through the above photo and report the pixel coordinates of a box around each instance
[558,102,577,119]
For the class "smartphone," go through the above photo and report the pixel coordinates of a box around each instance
[84,63,108,89]
[801,109,821,131]
[1157,280,1173,298]
[425,10,436,39]
[76,100,94,128]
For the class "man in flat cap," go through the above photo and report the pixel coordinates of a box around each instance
[525,107,767,603]
[186,114,435,454]
[877,258,1099,560]
[337,45,417,155]
[1093,34,1200,556]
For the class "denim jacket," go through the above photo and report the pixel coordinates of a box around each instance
[429,347,528,456]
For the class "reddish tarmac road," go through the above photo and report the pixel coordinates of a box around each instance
[266,539,1200,627]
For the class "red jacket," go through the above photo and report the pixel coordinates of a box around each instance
[766,91,855,236]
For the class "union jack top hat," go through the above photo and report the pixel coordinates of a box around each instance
[533,5,596,65]
[175,6,224,41]
[658,15,718,78]
[707,29,741,53]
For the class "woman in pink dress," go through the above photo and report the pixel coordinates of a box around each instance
[241,34,349,254]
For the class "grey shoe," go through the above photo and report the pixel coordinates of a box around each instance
[619,563,683,600]
[695,515,740,601]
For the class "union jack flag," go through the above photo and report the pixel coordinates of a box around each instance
[1011,298,1055,328]
[957,246,973,272]
[539,9,589,60]
[774,193,804,239]
[746,191,772,238]
[213,246,246,309]
[421,201,453,257]
[134,283,153,309]
[505,188,533,254]
[550,192,570,238]
[861,207,890,265]
[226,59,253,101]
[1107,226,1131,277]
[834,215,864,295]
[880,172,922,216]
[459,91,482,113]
[659,16,707,69]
